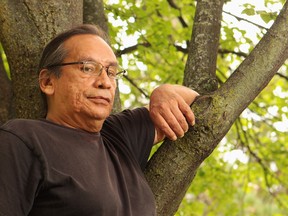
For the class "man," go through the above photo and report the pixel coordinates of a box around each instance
[0,24,198,216]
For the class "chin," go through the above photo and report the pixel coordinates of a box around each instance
[92,111,111,120]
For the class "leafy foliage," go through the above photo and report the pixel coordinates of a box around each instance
[104,0,288,214]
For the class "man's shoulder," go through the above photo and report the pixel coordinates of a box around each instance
[0,119,46,151]
[106,107,149,122]
[102,107,153,138]
[1,118,44,130]
[0,119,51,140]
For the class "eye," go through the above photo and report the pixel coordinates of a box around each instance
[107,66,117,78]
[83,62,97,74]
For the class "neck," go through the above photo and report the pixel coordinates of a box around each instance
[46,113,104,132]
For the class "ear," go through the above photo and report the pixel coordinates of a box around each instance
[39,69,55,96]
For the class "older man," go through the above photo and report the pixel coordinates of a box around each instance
[0,24,198,216]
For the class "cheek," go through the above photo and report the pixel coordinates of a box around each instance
[63,85,86,109]
[74,92,84,106]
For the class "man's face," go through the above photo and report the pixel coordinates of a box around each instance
[46,34,117,130]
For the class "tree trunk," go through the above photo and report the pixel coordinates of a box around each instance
[83,0,109,33]
[0,52,12,124]
[0,0,83,119]
[145,1,288,216]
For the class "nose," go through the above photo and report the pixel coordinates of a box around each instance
[93,68,115,89]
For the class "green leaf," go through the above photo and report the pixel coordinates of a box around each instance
[241,8,255,16]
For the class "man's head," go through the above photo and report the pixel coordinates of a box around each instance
[38,24,110,77]
[38,24,120,132]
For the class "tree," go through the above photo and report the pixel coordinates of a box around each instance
[0,0,287,215]
[0,43,12,123]
[0,1,83,119]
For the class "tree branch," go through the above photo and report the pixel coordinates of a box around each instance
[166,0,189,28]
[183,0,224,94]
[115,42,151,57]
[276,71,288,81]
[223,10,269,31]
[219,48,248,58]
[123,74,149,98]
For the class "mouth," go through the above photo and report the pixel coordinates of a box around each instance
[87,96,111,104]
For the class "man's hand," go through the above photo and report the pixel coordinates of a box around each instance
[148,84,199,143]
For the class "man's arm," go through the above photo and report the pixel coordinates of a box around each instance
[0,129,41,216]
[146,84,199,144]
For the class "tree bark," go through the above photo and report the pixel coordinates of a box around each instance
[83,0,109,33]
[0,0,83,119]
[184,0,222,94]
[0,51,12,124]
[145,1,288,216]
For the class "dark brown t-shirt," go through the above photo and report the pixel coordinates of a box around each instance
[0,108,156,216]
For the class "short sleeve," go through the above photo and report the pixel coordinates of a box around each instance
[102,107,155,170]
[0,129,42,216]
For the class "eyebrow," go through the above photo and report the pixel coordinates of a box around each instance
[79,56,118,67]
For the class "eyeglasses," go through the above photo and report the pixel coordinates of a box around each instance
[45,61,127,80]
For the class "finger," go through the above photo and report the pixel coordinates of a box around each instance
[154,114,178,141]
[151,98,190,137]
[178,100,196,126]
[170,105,189,133]
[158,109,187,139]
